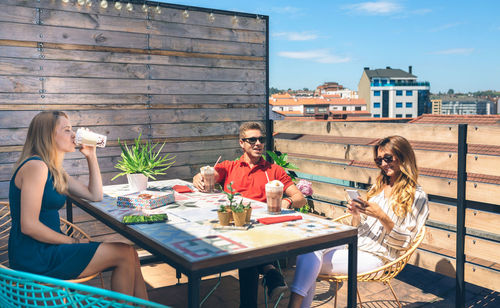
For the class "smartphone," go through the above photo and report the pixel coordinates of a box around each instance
[346,189,366,208]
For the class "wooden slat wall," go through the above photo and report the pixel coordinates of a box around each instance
[0,0,268,199]
[273,120,500,291]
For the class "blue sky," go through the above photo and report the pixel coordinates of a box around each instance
[162,0,500,93]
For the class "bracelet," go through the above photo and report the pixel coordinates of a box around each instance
[283,197,293,207]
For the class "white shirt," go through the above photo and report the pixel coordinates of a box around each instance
[357,186,429,262]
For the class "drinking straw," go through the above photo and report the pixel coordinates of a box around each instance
[214,155,222,167]
[265,171,270,183]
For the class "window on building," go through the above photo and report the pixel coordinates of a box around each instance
[396,102,403,108]
[396,114,403,118]
[406,114,413,118]
[406,90,413,96]
[373,102,381,108]
[373,79,379,86]
[342,106,347,111]
[373,114,380,118]
[406,102,413,108]
[318,107,327,113]
[381,79,387,85]
[305,107,315,114]
[355,106,361,111]
[396,90,403,96]
[374,90,381,96]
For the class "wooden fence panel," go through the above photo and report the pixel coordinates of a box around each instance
[0,0,268,197]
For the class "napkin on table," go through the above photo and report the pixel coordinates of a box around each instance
[257,215,302,225]
[172,185,193,193]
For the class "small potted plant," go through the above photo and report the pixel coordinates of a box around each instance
[111,133,176,191]
[217,204,231,226]
[231,200,246,227]
[243,201,252,223]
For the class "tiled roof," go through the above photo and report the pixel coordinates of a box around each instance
[271,93,292,99]
[365,68,416,79]
[410,114,500,125]
[269,97,366,106]
[322,94,342,99]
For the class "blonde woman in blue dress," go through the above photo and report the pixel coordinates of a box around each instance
[288,135,429,308]
[9,111,148,299]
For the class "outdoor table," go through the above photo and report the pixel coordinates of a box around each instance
[66,179,358,308]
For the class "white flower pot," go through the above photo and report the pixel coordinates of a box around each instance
[127,173,148,192]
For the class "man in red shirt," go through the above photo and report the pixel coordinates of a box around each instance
[193,122,306,308]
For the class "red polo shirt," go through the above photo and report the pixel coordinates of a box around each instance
[215,156,293,202]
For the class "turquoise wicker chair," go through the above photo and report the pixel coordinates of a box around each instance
[0,265,168,308]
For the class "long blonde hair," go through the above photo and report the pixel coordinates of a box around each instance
[14,111,69,194]
[366,136,418,217]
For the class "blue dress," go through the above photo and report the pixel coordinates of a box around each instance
[8,157,100,279]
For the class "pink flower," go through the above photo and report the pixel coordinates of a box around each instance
[296,179,313,196]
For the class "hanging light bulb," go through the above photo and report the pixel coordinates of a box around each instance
[114,1,122,10]
[232,15,239,25]
[155,4,161,14]
[182,9,189,19]
[77,0,85,6]
[256,15,262,23]
[62,0,69,3]
[100,0,108,8]
[86,0,92,7]
[208,12,215,23]
[142,3,148,12]
[126,2,133,11]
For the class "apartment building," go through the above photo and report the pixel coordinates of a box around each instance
[358,66,431,118]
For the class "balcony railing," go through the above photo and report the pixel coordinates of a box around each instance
[271,119,500,308]
[371,81,430,87]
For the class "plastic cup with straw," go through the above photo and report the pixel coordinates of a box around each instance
[200,156,221,193]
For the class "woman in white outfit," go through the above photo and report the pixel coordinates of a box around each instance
[288,135,429,308]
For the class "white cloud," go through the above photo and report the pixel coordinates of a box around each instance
[343,1,402,15]
[412,8,432,15]
[278,49,351,64]
[429,22,461,32]
[431,48,474,55]
[273,32,319,41]
[269,6,302,15]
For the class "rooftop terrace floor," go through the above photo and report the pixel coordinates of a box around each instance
[84,257,499,307]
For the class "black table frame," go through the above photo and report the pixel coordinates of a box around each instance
[66,196,358,307]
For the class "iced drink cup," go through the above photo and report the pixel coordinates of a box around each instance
[265,180,283,215]
[75,128,107,148]
[200,166,215,193]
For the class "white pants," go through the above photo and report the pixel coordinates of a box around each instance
[290,247,384,308]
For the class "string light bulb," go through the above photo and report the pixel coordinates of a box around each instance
[208,12,215,23]
[155,4,161,14]
[232,15,239,25]
[100,0,108,8]
[77,0,85,6]
[141,3,148,12]
[256,15,262,23]
[86,0,92,7]
[126,2,133,11]
[62,0,69,3]
[182,10,189,19]
[114,1,122,10]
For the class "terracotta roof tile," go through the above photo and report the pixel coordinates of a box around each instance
[410,114,500,125]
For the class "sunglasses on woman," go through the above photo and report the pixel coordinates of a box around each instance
[241,137,266,144]
[374,154,394,166]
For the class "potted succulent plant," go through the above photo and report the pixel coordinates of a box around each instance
[111,134,175,191]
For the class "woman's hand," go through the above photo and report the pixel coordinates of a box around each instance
[79,144,96,158]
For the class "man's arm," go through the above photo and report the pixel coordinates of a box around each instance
[282,184,306,209]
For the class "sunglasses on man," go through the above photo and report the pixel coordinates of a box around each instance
[374,154,394,166]
[241,137,266,145]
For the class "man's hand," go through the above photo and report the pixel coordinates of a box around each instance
[192,173,205,191]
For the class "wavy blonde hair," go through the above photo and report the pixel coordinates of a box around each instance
[366,136,418,217]
[14,111,69,194]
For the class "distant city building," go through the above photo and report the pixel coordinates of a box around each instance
[315,82,358,99]
[269,93,368,120]
[358,66,431,118]
[441,99,495,115]
[431,99,442,114]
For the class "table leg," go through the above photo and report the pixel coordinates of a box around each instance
[188,274,201,308]
[347,237,358,308]
[66,199,73,223]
